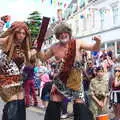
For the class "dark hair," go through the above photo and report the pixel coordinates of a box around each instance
[96,66,104,72]
[54,23,72,39]
[51,62,57,69]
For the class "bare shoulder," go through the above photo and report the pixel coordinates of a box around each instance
[0,37,8,45]
[50,42,59,52]
[76,39,95,51]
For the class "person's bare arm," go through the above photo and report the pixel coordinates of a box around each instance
[91,95,101,105]
[78,36,101,51]
[29,46,54,62]
[38,48,54,61]
[103,96,108,106]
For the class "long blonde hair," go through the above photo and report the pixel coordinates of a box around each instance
[1,21,32,62]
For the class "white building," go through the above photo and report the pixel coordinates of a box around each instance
[63,0,120,57]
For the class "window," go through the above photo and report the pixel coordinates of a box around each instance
[83,17,87,31]
[101,43,105,49]
[100,9,105,30]
[112,7,119,25]
[75,20,79,35]
[107,42,115,53]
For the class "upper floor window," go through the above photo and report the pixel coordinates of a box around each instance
[100,9,105,30]
[112,7,119,25]
[117,41,120,54]
[83,17,87,31]
[75,20,79,35]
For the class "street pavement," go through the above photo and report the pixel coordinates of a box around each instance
[0,99,73,120]
[0,99,45,120]
[0,98,114,120]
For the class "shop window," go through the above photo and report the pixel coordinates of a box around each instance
[117,41,120,54]
[107,42,115,53]
[101,43,105,49]
[107,42,114,48]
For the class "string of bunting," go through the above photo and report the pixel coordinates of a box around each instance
[80,8,110,19]
[41,0,67,8]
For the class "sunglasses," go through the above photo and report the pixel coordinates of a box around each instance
[114,70,120,73]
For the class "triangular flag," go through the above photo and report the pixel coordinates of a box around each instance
[58,1,60,6]
[41,0,45,2]
[64,3,67,8]
[50,0,52,5]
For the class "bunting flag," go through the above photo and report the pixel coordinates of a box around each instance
[50,0,52,5]
[60,2,62,6]
[58,1,63,6]
[58,1,60,6]
[53,0,56,5]
[64,3,67,8]
[41,0,45,3]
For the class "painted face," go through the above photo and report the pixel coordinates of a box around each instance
[15,29,26,44]
[59,32,70,44]
[87,62,93,67]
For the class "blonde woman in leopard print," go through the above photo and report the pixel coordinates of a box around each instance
[0,21,37,120]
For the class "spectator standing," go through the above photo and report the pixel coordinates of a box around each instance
[110,63,120,120]
[23,57,38,107]
[89,66,109,120]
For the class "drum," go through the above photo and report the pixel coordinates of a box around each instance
[96,114,109,120]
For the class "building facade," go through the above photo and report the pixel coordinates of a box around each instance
[43,0,120,58]
[63,0,120,57]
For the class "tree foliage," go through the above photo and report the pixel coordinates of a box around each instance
[26,11,42,42]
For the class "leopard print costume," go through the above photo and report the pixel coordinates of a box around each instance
[0,49,23,102]
[53,40,84,100]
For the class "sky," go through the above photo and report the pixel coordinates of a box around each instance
[0,0,72,23]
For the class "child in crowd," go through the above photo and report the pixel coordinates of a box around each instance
[23,57,38,107]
